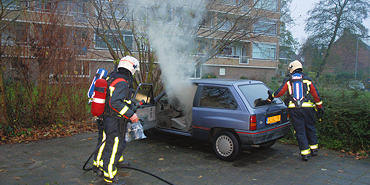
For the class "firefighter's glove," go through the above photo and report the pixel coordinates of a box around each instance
[267,90,274,102]
[317,108,324,120]
[318,108,324,116]
[130,113,139,123]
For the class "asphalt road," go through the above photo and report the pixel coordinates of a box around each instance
[0,130,369,185]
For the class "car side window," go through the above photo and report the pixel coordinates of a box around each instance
[200,86,238,109]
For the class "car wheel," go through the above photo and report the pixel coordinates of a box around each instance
[253,140,277,148]
[212,130,241,161]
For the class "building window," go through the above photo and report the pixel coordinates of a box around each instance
[254,19,277,36]
[219,0,240,6]
[252,43,276,60]
[218,46,238,58]
[217,15,233,31]
[196,38,211,56]
[70,0,88,23]
[95,29,133,50]
[240,45,249,64]
[200,86,238,110]
[190,65,202,79]
[64,60,90,77]
[72,28,89,55]
[1,22,28,45]
[219,68,226,76]
[3,0,29,9]
[99,0,127,19]
[241,4,249,13]
[255,0,278,12]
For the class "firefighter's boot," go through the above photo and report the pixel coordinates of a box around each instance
[92,165,98,173]
[310,144,319,156]
[116,161,130,168]
[104,176,125,185]
[311,149,318,156]
[96,168,104,178]
[116,156,130,168]
[301,154,310,161]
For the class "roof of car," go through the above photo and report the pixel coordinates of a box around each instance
[192,78,262,85]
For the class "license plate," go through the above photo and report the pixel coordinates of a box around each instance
[266,115,281,124]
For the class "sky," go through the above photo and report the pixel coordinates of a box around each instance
[289,0,370,46]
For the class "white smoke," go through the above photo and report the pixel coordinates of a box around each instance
[126,0,207,110]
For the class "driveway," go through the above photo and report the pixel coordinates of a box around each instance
[0,130,369,185]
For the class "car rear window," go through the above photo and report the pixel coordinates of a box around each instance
[200,86,238,110]
[238,84,283,108]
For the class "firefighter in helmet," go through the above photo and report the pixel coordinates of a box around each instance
[267,60,324,161]
[100,56,140,184]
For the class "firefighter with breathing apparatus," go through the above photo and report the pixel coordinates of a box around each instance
[267,60,324,161]
[96,56,140,184]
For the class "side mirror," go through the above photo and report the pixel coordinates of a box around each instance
[268,90,273,97]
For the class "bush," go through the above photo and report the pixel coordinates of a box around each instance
[317,89,369,152]
[202,73,217,79]
[0,79,90,137]
[59,84,90,122]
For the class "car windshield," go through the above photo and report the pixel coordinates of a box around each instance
[238,83,283,108]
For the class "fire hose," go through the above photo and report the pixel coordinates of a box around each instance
[82,139,174,185]
[83,100,174,185]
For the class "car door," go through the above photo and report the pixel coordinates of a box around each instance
[192,84,249,141]
[133,83,156,130]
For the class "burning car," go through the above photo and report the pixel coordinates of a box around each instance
[135,79,290,161]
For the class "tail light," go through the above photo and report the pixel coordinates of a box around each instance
[287,108,290,120]
[250,115,257,130]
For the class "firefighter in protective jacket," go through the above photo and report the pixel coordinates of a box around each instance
[267,60,323,161]
[100,56,140,184]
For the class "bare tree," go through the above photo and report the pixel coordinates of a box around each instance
[81,0,162,92]
[0,0,25,125]
[278,0,300,75]
[195,0,281,68]
[304,0,369,77]
[83,0,281,94]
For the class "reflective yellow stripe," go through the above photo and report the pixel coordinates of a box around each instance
[118,156,124,162]
[99,160,103,167]
[303,80,311,93]
[124,100,132,104]
[108,137,119,179]
[302,102,314,107]
[96,132,106,167]
[287,82,292,95]
[109,86,115,96]
[288,102,314,108]
[119,106,129,115]
[104,170,117,180]
[301,149,311,155]
[316,101,323,105]
[104,179,112,183]
[310,144,318,149]
[288,103,295,108]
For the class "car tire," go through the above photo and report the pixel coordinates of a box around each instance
[253,140,277,148]
[212,130,241,161]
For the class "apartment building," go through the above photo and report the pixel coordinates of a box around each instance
[1,0,281,81]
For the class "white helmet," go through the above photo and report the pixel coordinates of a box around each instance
[288,60,303,73]
[118,56,140,75]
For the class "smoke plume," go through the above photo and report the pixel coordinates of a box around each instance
[126,0,207,110]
